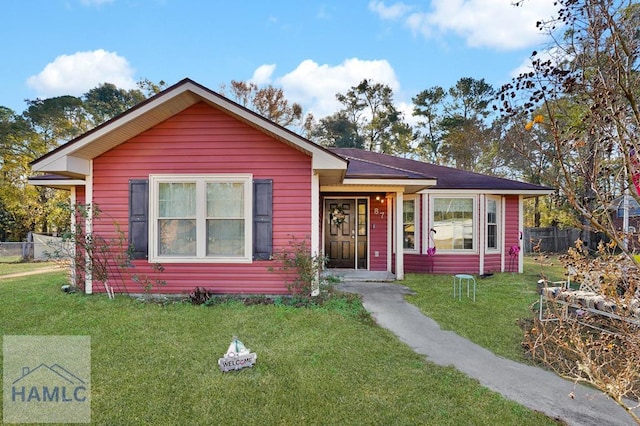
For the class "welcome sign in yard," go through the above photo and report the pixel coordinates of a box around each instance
[218,337,257,372]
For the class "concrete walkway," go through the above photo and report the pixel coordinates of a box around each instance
[338,281,637,426]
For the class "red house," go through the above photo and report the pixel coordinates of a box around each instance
[29,79,552,295]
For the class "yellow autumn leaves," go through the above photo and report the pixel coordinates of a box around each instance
[525,114,544,131]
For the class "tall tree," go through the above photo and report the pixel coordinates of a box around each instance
[440,78,496,171]
[220,80,303,128]
[23,96,87,149]
[499,0,640,252]
[83,83,146,126]
[304,79,413,155]
[308,111,365,149]
[412,86,446,163]
[2,80,160,240]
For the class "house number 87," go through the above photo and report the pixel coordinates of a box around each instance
[374,208,384,219]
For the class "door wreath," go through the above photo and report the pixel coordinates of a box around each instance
[330,205,346,226]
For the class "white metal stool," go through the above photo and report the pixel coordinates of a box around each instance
[453,274,476,301]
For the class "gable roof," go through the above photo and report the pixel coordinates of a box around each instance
[331,148,553,197]
[30,78,347,185]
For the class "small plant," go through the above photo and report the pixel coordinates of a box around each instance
[47,203,166,298]
[268,235,329,296]
[189,287,215,305]
[132,262,167,295]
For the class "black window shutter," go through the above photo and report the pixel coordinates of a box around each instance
[129,179,149,260]
[253,179,273,260]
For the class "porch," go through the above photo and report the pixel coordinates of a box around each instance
[323,269,396,282]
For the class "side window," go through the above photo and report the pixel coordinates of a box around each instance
[403,197,417,251]
[487,198,498,250]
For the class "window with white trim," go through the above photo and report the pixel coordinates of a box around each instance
[403,197,418,251]
[486,197,499,250]
[432,197,475,251]
[150,174,252,262]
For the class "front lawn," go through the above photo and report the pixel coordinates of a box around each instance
[0,259,57,276]
[0,272,558,425]
[403,255,566,362]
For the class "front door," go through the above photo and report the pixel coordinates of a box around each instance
[325,199,368,269]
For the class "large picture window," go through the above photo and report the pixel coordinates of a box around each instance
[150,174,252,262]
[432,197,474,251]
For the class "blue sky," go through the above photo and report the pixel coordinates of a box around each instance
[2,0,558,121]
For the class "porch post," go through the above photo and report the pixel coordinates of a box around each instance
[69,187,77,289]
[386,195,392,274]
[518,195,524,273]
[479,194,485,275]
[85,168,93,295]
[311,172,320,296]
[501,196,507,272]
[395,191,404,280]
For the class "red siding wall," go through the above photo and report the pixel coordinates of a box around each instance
[90,102,312,294]
[404,194,522,275]
[504,195,521,272]
[483,253,502,274]
[368,195,388,271]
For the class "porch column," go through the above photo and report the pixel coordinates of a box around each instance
[311,172,320,296]
[501,196,507,272]
[395,191,404,280]
[70,187,77,289]
[518,195,524,273]
[85,168,93,294]
[479,194,486,275]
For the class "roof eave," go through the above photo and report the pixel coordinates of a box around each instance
[30,79,347,178]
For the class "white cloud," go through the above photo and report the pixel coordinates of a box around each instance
[274,58,400,118]
[26,50,137,98]
[250,64,276,85]
[368,1,412,20]
[372,0,559,51]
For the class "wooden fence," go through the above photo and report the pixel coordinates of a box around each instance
[523,227,582,254]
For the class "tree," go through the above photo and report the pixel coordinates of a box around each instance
[499,0,640,252]
[502,1,640,419]
[0,80,159,241]
[23,96,88,149]
[334,79,411,155]
[440,78,496,171]
[412,86,446,163]
[220,80,303,128]
[307,111,365,149]
[83,83,146,126]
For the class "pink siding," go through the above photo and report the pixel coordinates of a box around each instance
[406,253,480,274]
[483,253,502,274]
[405,194,522,275]
[91,102,312,294]
[368,194,388,271]
[504,195,521,272]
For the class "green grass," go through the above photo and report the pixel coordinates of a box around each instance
[0,271,559,425]
[0,259,58,275]
[404,254,567,362]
